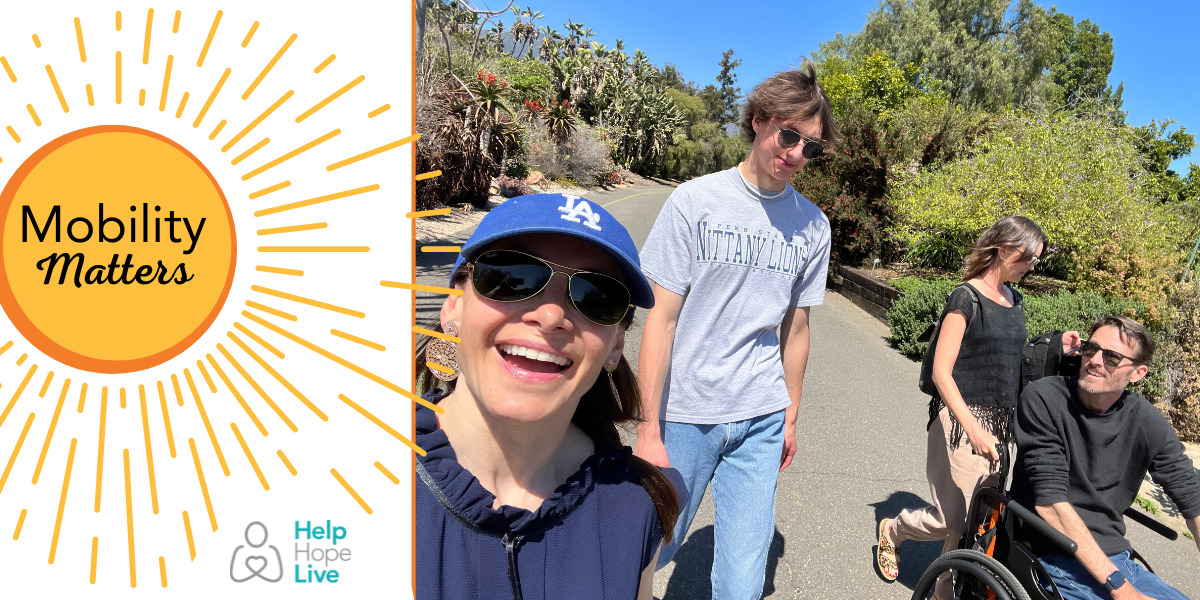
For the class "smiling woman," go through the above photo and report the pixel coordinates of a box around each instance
[412,193,686,600]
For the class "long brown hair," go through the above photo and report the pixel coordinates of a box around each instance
[415,270,681,543]
[961,215,1047,282]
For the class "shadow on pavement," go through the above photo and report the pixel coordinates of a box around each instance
[872,492,945,591]
[661,527,785,600]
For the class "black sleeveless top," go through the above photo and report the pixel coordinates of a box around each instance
[928,283,1027,447]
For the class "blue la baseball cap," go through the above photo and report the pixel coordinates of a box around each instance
[450,193,654,308]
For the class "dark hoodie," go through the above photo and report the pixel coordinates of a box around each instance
[415,395,687,600]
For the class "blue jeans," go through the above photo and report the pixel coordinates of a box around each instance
[656,410,785,600]
[1039,551,1191,600]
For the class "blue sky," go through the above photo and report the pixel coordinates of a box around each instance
[482,0,1199,173]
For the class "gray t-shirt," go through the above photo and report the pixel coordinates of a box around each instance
[640,167,831,424]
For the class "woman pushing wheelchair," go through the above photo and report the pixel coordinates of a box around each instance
[875,216,1079,597]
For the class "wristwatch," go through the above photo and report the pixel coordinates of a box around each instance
[1104,569,1128,592]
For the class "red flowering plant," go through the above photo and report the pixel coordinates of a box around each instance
[469,71,513,127]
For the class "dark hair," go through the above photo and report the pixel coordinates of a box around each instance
[740,60,839,146]
[961,215,1048,282]
[1088,316,1156,365]
[415,269,681,543]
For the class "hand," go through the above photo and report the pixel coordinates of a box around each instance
[967,427,1001,463]
[633,434,671,469]
[1062,331,1082,355]
[1111,581,1157,600]
[779,425,797,472]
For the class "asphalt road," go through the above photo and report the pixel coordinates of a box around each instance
[415,183,1200,599]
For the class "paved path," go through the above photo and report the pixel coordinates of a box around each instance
[415,183,1200,599]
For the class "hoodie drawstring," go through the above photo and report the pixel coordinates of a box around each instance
[502,533,526,600]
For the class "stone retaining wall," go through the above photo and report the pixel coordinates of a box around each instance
[834,265,902,324]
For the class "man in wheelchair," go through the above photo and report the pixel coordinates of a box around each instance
[1012,316,1200,600]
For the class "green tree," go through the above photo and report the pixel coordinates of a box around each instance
[698,84,722,123]
[819,0,1120,113]
[1050,18,1117,110]
[660,63,697,93]
[666,88,706,125]
[715,49,742,126]
[1133,120,1196,202]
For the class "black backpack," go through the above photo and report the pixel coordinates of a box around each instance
[1020,330,1081,393]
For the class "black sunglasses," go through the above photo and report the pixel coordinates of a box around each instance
[467,250,632,326]
[772,122,824,159]
[1078,340,1136,368]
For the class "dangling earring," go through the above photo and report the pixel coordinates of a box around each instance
[426,321,459,381]
[605,362,620,405]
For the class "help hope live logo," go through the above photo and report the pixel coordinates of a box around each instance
[230,520,353,584]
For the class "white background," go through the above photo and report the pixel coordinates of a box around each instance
[0,1,416,596]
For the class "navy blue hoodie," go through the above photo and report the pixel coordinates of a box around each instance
[415,397,687,600]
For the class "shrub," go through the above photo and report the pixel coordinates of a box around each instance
[659,120,748,181]
[526,120,564,180]
[1021,289,1154,339]
[890,111,1182,310]
[495,57,552,104]
[1162,281,1200,442]
[561,124,613,185]
[415,90,495,210]
[796,94,986,269]
[495,175,533,198]
[886,277,958,357]
[526,121,613,185]
[904,230,975,273]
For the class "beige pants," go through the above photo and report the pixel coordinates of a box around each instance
[890,407,999,600]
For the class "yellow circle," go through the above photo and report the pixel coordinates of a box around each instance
[0,126,236,373]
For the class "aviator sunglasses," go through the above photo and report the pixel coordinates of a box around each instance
[772,122,824,159]
[467,249,632,326]
[1077,340,1137,368]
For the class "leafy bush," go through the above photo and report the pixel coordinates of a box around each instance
[526,121,613,185]
[886,277,958,357]
[495,57,552,104]
[495,175,533,198]
[904,230,975,272]
[820,51,922,118]
[1161,281,1200,442]
[890,112,1182,311]
[890,276,927,294]
[1021,289,1153,338]
[797,78,986,269]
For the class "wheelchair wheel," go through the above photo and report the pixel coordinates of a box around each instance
[911,549,1032,600]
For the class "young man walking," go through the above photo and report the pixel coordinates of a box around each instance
[634,62,837,599]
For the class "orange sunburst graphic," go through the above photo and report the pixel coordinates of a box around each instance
[0,2,417,594]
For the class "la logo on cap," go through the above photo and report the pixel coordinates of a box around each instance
[557,194,602,231]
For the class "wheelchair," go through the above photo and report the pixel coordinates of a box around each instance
[910,446,1180,600]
